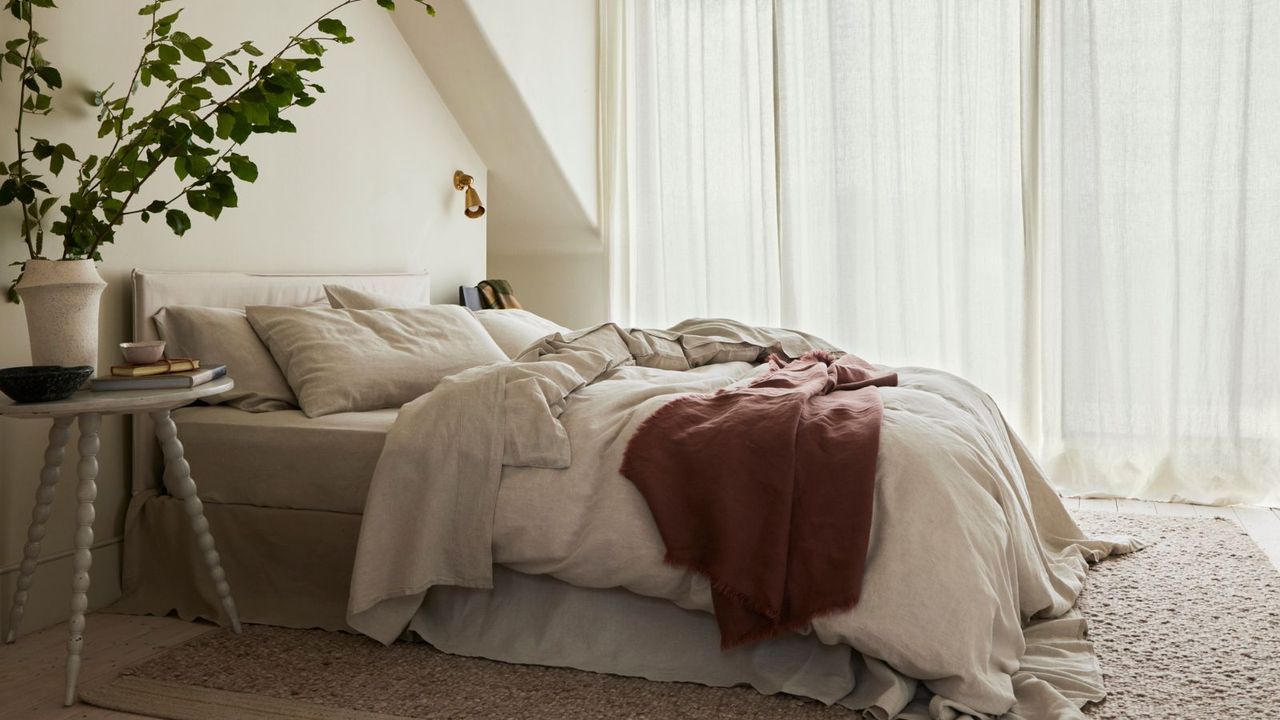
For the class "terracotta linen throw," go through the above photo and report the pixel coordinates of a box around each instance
[621,351,897,649]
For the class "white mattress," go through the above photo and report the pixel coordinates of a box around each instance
[174,406,398,514]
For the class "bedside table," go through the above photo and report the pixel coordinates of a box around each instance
[0,377,241,706]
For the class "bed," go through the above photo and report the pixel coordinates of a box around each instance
[115,270,1135,720]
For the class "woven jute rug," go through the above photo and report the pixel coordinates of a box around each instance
[83,512,1280,719]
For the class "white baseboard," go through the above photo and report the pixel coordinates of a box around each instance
[0,537,123,640]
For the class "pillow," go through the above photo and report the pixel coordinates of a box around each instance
[474,309,570,358]
[324,284,423,310]
[153,306,298,412]
[246,305,507,417]
[325,283,569,358]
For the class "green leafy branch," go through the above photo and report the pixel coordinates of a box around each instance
[1,0,436,301]
[0,0,64,270]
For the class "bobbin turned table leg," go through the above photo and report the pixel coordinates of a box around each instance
[6,415,74,644]
[64,412,99,707]
[150,409,242,634]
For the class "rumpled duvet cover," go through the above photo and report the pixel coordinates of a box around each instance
[347,319,1139,720]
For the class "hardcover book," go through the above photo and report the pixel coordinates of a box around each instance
[110,358,200,377]
[91,363,226,392]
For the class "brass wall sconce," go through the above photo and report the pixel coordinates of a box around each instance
[453,170,485,219]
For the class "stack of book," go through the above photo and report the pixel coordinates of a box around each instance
[90,359,227,392]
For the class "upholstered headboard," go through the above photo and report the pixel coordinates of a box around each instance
[130,269,432,495]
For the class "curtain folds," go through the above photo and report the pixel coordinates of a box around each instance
[1038,1,1280,506]
[610,0,1280,507]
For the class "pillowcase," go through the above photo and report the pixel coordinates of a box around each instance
[474,309,570,358]
[323,284,422,310]
[246,305,508,417]
[153,306,298,412]
[324,283,569,358]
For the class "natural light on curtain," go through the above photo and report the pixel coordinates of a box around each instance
[774,1,1028,431]
[605,0,1280,506]
[620,0,780,329]
[1039,1,1280,505]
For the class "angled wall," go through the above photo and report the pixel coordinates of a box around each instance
[396,1,608,328]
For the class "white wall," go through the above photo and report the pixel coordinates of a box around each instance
[468,0,606,329]
[0,0,484,638]
[470,0,598,226]
[394,0,607,328]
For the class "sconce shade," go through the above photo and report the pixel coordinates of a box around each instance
[454,170,486,219]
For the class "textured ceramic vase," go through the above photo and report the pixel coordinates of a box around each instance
[16,258,106,370]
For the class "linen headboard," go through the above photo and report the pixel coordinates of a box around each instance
[130,269,432,495]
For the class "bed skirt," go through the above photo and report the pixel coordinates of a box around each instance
[114,491,1109,719]
[116,490,361,632]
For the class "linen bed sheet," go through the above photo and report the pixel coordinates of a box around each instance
[347,320,1140,720]
[172,406,397,513]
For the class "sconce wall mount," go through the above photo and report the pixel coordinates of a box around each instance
[454,170,486,219]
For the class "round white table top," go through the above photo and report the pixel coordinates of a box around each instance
[0,377,234,419]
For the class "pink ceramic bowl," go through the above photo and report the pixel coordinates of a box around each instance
[120,341,166,365]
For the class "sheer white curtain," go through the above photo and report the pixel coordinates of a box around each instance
[774,0,1028,429]
[610,0,779,329]
[609,0,1280,506]
[1038,1,1280,506]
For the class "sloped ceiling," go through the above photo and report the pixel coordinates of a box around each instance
[393,2,600,255]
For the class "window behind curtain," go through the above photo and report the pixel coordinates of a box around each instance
[628,0,779,329]
[1039,1,1280,504]
[774,0,1027,429]
[619,0,1280,505]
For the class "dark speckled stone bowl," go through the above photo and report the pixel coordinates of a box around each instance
[0,365,94,403]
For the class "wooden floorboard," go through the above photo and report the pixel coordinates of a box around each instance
[1115,498,1159,515]
[1232,506,1280,572]
[1,499,1277,719]
[1078,497,1118,513]
[0,613,211,720]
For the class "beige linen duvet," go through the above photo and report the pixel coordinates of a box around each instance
[347,320,1138,720]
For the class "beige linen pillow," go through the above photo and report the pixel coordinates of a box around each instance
[246,305,508,417]
[474,309,570,358]
[153,306,298,412]
[324,283,569,358]
[323,284,422,310]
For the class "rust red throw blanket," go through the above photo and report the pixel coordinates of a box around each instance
[621,351,897,649]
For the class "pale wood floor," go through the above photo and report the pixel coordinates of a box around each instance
[1,500,1278,720]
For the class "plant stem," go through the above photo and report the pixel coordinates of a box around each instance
[15,11,36,258]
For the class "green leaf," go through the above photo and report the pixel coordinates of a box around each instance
[377,0,395,9]
[317,18,348,38]
[157,43,179,64]
[165,208,191,235]
[173,155,188,179]
[147,60,176,83]
[228,155,257,182]
[49,153,63,175]
[215,110,236,140]
[208,64,231,85]
[176,39,204,62]
[35,65,61,89]
[105,170,136,192]
[240,41,263,57]
[145,200,166,213]
[137,2,162,15]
